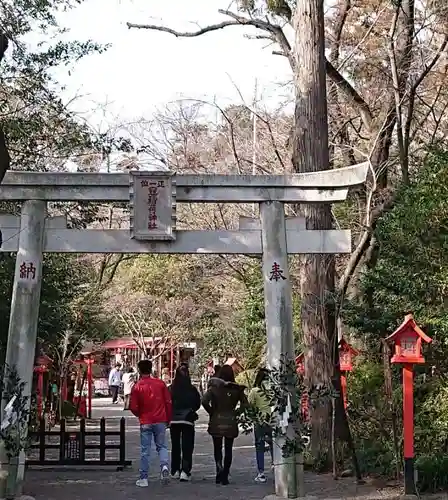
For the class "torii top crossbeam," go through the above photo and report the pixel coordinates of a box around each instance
[0,163,369,202]
[0,163,369,254]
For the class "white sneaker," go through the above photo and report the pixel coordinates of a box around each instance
[136,478,148,487]
[255,473,267,483]
[180,471,191,482]
[161,465,170,484]
[172,471,180,479]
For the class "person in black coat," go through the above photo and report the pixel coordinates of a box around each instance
[169,364,201,481]
[202,365,247,485]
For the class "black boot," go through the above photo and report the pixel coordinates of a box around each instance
[215,463,223,484]
[221,468,229,485]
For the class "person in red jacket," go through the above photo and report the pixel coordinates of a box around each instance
[129,359,172,488]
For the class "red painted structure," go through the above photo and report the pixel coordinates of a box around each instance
[100,338,195,381]
[295,339,359,418]
[86,357,94,419]
[73,356,95,419]
[34,355,52,419]
[386,314,432,495]
[339,338,359,409]
[295,354,309,421]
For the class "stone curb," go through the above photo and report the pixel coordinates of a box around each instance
[0,497,35,500]
[264,496,440,500]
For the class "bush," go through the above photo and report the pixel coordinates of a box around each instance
[355,441,398,477]
[340,151,448,481]
[345,359,448,480]
[236,369,256,389]
[416,455,448,492]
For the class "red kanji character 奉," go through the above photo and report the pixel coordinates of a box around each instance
[269,262,286,281]
[141,180,149,187]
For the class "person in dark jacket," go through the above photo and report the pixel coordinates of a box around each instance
[169,364,201,482]
[202,365,247,485]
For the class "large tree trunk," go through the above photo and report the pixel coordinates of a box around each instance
[0,31,10,185]
[292,0,335,468]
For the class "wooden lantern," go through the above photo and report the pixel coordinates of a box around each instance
[339,338,359,372]
[386,314,431,364]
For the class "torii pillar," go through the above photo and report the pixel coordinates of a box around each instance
[1,201,46,498]
[241,204,302,499]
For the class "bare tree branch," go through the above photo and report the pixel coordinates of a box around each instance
[127,9,373,130]
[387,2,408,183]
[404,33,448,157]
[127,19,241,37]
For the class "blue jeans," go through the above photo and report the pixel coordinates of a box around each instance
[140,423,169,479]
[255,424,273,473]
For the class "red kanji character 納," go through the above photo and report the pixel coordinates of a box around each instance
[19,261,36,280]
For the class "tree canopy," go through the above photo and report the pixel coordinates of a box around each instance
[345,149,448,362]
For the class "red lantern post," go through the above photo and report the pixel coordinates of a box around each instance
[386,314,432,495]
[85,357,94,419]
[339,338,359,409]
[295,353,309,421]
[33,366,46,419]
[295,353,305,376]
[34,355,52,420]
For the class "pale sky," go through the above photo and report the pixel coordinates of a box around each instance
[51,0,294,130]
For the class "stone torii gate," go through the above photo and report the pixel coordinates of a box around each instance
[0,163,367,499]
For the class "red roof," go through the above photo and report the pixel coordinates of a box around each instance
[35,354,53,366]
[101,337,168,350]
[386,314,432,344]
[101,338,135,349]
[339,338,360,355]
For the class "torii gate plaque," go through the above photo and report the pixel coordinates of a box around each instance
[0,163,368,499]
[129,170,176,240]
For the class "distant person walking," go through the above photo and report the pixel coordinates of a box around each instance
[108,363,122,404]
[248,368,274,483]
[161,367,171,385]
[122,367,136,410]
[130,359,172,488]
[202,365,247,485]
[169,364,201,482]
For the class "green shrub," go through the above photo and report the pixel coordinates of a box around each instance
[236,369,256,389]
[356,441,398,477]
[416,454,448,492]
